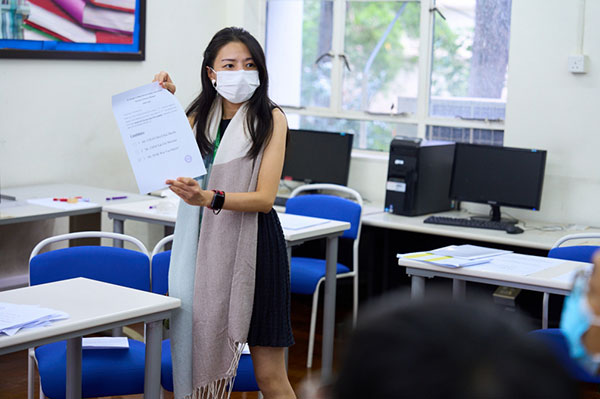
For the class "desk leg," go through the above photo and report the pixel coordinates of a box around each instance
[110,218,125,336]
[452,280,466,301]
[542,292,549,329]
[411,276,425,299]
[321,236,339,381]
[66,337,82,399]
[145,320,163,399]
[113,219,124,248]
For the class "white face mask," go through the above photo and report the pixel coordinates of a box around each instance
[211,69,260,104]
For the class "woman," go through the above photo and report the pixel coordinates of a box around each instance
[154,27,295,399]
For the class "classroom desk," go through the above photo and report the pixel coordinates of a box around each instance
[0,277,181,399]
[104,198,350,380]
[398,255,590,329]
[359,209,600,298]
[0,184,150,290]
[0,183,147,225]
[362,209,599,251]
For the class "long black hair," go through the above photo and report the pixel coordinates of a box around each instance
[186,27,279,159]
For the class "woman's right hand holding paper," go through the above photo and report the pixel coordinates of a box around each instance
[153,71,176,94]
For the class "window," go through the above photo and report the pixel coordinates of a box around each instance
[265,0,511,151]
[430,0,511,120]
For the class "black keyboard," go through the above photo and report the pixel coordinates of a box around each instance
[424,216,514,231]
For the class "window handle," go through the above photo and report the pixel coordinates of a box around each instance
[429,7,446,20]
[338,53,352,72]
[314,51,334,65]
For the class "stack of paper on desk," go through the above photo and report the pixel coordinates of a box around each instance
[0,302,69,336]
[398,245,513,268]
[431,245,512,259]
[397,252,489,268]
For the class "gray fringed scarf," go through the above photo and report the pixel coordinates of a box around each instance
[169,96,262,399]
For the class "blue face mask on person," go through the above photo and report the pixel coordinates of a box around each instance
[560,271,600,374]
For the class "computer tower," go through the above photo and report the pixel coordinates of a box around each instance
[385,137,455,216]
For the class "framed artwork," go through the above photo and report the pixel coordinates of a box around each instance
[0,0,145,60]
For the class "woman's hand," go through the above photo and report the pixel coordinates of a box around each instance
[166,177,213,207]
[153,71,176,94]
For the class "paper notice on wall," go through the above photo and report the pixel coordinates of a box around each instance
[112,82,206,194]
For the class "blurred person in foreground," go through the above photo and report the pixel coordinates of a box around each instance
[561,252,600,375]
[301,291,578,399]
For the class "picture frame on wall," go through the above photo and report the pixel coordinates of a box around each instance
[0,0,146,60]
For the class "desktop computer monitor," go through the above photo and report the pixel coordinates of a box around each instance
[282,129,354,185]
[449,143,547,222]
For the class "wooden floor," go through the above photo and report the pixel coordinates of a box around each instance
[3,292,600,399]
[0,293,351,399]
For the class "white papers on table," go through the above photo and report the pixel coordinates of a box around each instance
[112,82,207,194]
[397,252,490,268]
[469,254,565,276]
[431,245,512,260]
[279,213,330,230]
[552,263,594,284]
[82,337,129,349]
[0,302,69,336]
[27,198,98,210]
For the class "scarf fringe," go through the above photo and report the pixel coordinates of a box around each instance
[184,339,246,399]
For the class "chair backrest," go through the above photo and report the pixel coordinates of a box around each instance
[548,233,600,263]
[29,231,150,291]
[287,183,363,241]
[151,234,174,295]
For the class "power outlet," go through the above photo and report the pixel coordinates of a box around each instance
[568,54,588,74]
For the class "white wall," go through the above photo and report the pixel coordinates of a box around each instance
[503,0,599,226]
[0,1,227,287]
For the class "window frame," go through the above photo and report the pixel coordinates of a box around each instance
[263,0,506,152]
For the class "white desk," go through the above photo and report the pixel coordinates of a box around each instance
[0,183,148,225]
[0,184,150,290]
[398,255,590,328]
[363,209,600,251]
[104,198,350,379]
[0,278,180,399]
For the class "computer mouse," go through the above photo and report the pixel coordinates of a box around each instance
[505,225,524,234]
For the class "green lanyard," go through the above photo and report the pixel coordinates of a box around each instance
[213,126,222,162]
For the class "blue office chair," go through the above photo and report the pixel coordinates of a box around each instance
[27,231,150,399]
[541,234,600,329]
[530,328,600,383]
[286,183,363,368]
[549,233,600,263]
[150,236,260,394]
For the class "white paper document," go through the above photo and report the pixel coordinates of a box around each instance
[552,263,594,284]
[431,245,512,260]
[82,337,130,349]
[468,253,565,276]
[0,302,69,336]
[27,198,98,210]
[397,251,490,268]
[278,213,330,230]
[112,82,207,194]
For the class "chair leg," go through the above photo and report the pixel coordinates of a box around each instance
[307,284,321,369]
[28,348,35,399]
[352,275,358,327]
